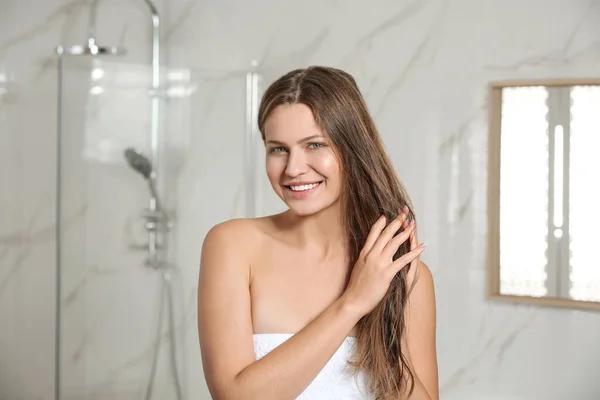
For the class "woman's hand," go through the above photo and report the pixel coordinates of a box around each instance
[342,206,425,317]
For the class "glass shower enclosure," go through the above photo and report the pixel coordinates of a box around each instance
[53,49,286,400]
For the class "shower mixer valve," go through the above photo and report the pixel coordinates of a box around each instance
[128,208,172,268]
[141,208,172,231]
[123,147,173,268]
[140,208,172,268]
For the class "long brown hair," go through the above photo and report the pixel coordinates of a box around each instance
[257,66,417,399]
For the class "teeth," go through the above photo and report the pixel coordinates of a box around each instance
[289,183,320,191]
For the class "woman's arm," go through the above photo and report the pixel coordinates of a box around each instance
[403,260,439,400]
[197,219,363,400]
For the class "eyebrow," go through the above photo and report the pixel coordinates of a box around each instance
[265,134,324,145]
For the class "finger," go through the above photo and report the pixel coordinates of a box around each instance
[409,221,416,251]
[411,220,419,246]
[408,223,422,275]
[372,206,409,254]
[399,215,415,245]
[400,206,411,226]
[382,221,415,259]
[362,215,387,255]
[401,216,409,230]
[413,230,419,264]
[371,212,408,254]
[388,243,425,275]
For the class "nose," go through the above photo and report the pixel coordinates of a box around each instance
[284,149,308,178]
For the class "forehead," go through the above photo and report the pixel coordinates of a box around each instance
[263,103,323,141]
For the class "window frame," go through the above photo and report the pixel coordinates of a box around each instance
[486,78,600,311]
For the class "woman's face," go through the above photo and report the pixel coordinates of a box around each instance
[263,103,342,216]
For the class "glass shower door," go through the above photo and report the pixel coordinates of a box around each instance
[56,56,261,400]
[57,55,173,399]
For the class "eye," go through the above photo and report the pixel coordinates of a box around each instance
[269,146,286,154]
[307,142,325,150]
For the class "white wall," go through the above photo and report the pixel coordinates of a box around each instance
[1,0,600,399]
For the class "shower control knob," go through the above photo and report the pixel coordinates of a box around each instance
[145,220,157,231]
[140,209,171,231]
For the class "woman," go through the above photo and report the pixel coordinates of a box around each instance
[197,66,438,399]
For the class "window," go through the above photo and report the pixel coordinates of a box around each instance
[569,86,600,302]
[498,86,549,298]
[489,81,600,306]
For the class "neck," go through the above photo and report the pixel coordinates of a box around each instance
[280,203,346,260]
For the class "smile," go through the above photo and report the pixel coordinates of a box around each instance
[284,181,322,198]
[288,182,321,191]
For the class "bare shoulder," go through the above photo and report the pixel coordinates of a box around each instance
[404,260,439,399]
[203,218,262,245]
[200,216,279,275]
[406,260,435,297]
[197,217,275,393]
[202,218,268,256]
[403,260,436,338]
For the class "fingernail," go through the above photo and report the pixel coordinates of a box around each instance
[409,220,416,227]
[403,205,409,212]
[419,243,425,249]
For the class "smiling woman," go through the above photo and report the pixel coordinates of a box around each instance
[263,103,341,214]
[197,66,438,400]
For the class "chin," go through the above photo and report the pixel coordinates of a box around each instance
[287,203,324,217]
[284,198,340,217]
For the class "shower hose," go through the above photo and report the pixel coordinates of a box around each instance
[144,269,183,400]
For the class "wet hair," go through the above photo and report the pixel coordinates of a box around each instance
[258,66,417,399]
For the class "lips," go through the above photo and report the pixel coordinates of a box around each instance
[284,181,323,199]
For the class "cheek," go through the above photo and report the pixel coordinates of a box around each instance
[313,153,340,180]
[265,156,283,182]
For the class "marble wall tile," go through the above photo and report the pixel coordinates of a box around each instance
[165,0,600,399]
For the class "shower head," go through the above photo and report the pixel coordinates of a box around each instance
[56,0,129,57]
[124,148,164,212]
[124,148,153,180]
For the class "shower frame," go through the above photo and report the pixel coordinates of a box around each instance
[54,0,164,399]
